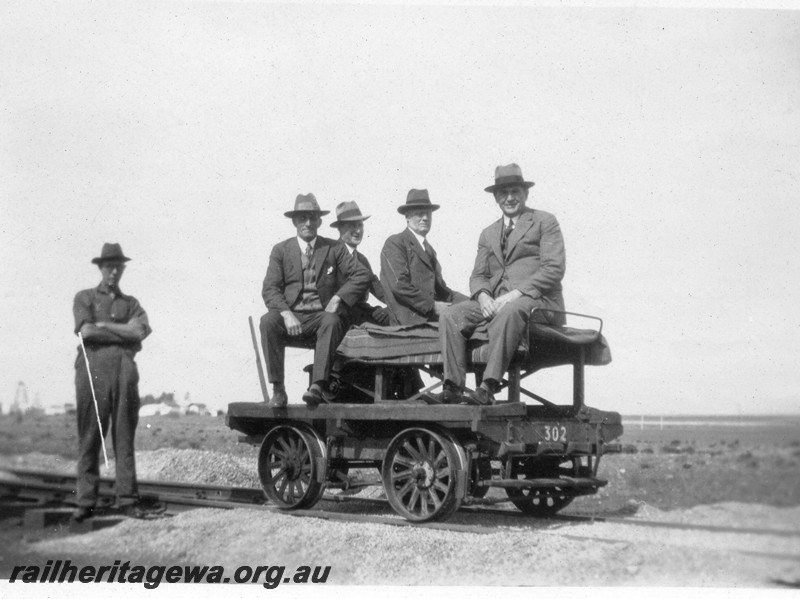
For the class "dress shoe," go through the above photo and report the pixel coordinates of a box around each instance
[423,385,463,405]
[465,386,495,406]
[72,506,95,523]
[302,383,325,407]
[269,385,288,408]
[121,501,166,519]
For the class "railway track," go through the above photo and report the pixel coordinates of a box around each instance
[2,467,799,544]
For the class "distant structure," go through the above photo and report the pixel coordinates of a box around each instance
[10,381,29,416]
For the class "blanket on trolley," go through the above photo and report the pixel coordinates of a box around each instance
[336,321,612,372]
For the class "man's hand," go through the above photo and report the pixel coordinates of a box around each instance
[372,306,391,326]
[433,301,451,316]
[477,292,498,320]
[325,295,342,314]
[493,289,523,312]
[281,311,302,336]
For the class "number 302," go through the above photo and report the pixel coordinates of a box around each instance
[544,425,567,442]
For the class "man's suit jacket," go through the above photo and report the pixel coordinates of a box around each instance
[469,208,566,316]
[380,228,467,325]
[262,236,369,313]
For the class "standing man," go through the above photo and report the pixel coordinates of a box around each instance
[72,243,153,521]
[436,164,567,405]
[380,189,468,326]
[330,201,391,326]
[260,193,369,407]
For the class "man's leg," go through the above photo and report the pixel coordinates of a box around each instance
[74,355,112,509]
[306,311,347,385]
[260,311,287,384]
[482,295,538,385]
[112,353,140,507]
[439,300,484,389]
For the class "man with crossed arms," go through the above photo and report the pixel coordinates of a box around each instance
[436,164,567,405]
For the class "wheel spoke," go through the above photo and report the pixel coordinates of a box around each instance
[391,468,414,483]
[402,440,424,463]
[392,455,416,468]
[396,478,416,500]
[407,487,421,512]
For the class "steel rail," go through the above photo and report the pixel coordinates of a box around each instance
[3,467,799,541]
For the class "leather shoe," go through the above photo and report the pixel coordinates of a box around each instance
[72,506,95,523]
[269,386,288,408]
[302,384,325,407]
[121,502,166,519]
[423,386,463,405]
[465,386,495,406]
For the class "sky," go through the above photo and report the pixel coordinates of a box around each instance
[2,1,799,416]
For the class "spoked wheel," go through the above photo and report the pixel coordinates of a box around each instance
[258,424,326,510]
[381,427,465,522]
[505,457,579,516]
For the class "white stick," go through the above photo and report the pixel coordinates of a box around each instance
[78,332,109,470]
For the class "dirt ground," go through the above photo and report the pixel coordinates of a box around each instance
[1,411,799,588]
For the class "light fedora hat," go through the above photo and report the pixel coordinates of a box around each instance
[284,193,331,218]
[397,188,440,214]
[91,242,131,265]
[330,201,371,228]
[484,163,535,193]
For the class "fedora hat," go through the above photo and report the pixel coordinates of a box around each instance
[284,193,330,218]
[91,243,131,265]
[330,201,371,228]
[397,189,440,214]
[484,163,535,193]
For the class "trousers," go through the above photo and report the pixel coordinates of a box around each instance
[75,345,140,507]
[260,310,347,385]
[439,295,544,388]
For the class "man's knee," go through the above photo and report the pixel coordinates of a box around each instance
[319,312,344,332]
[261,311,284,334]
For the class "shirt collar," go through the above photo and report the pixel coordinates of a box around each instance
[503,215,517,228]
[408,228,427,248]
[298,236,317,252]
[97,282,124,297]
[344,243,357,255]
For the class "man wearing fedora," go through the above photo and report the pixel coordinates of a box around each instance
[380,189,468,326]
[261,194,369,407]
[330,201,391,326]
[72,243,154,521]
[435,164,567,405]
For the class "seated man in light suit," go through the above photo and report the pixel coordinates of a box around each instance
[330,200,391,326]
[260,193,369,407]
[434,164,567,406]
[380,189,468,326]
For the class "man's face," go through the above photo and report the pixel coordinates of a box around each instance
[494,185,528,218]
[98,260,126,288]
[292,212,321,242]
[338,221,364,248]
[405,208,432,237]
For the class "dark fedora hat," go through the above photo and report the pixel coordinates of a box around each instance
[91,243,131,265]
[397,189,440,214]
[484,163,535,193]
[284,193,331,218]
[330,201,371,228]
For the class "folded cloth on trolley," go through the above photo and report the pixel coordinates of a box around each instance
[337,322,612,370]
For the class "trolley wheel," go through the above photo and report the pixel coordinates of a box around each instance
[505,457,577,516]
[258,423,326,510]
[381,427,464,522]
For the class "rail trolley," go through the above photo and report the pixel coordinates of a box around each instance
[226,311,623,523]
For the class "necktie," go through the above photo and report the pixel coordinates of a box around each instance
[423,239,436,262]
[501,220,514,254]
[304,243,313,269]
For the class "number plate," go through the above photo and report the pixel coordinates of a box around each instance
[542,424,567,442]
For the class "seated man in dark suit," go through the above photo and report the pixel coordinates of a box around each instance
[330,201,390,326]
[435,164,567,406]
[380,189,468,326]
[260,194,369,407]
